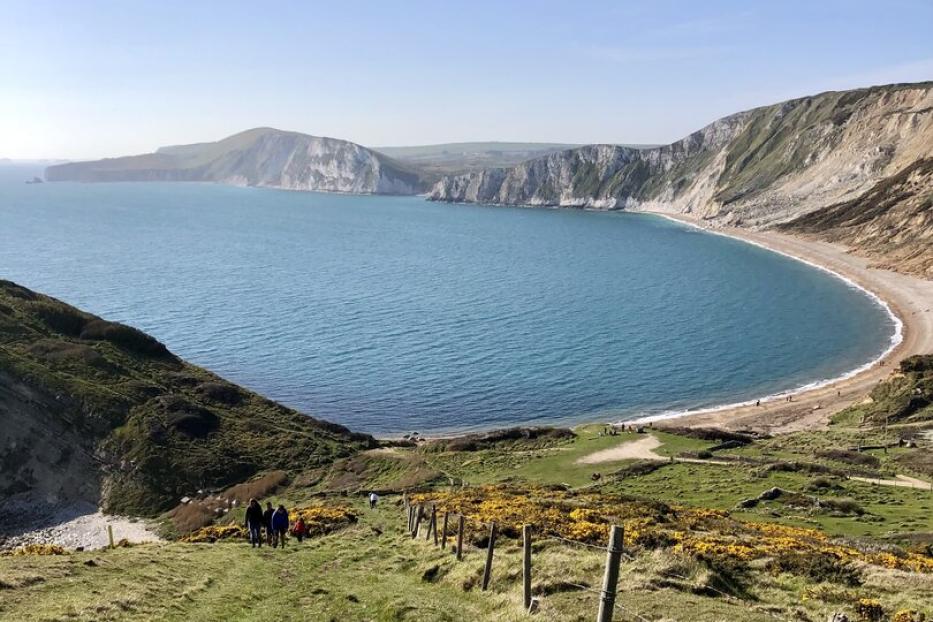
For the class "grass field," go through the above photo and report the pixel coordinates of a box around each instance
[3,423,931,621]
[3,492,931,622]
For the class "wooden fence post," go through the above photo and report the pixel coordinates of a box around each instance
[432,507,439,546]
[407,505,414,533]
[522,524,532,610]
[456,515,465,561]
[481,521,497,591]
[441,512,449,550]
[413,505,424,539]
[426,506,436,542]
[596,525,624,622]
[107,525,115,549]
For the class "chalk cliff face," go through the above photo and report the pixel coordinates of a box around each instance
[430,82,933,229]
[46,128,427,195]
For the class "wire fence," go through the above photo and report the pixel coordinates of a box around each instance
[400,496,795,622]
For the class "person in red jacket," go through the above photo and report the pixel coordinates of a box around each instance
[292,516,308,542]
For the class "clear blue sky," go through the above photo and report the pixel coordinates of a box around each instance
[3,0,932,159]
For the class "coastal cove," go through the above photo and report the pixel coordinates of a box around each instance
[640,211,933,434]
[0,172,899,435]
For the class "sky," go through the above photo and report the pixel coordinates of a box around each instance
[2,0,932,160]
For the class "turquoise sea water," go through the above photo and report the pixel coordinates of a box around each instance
[0,165,896,434]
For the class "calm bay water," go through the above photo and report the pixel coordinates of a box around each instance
[0,165,895,434]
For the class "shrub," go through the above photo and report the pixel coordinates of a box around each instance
[817,449,881,468]
[195,382,244,405]
[154,396,219,438]
[32,303,90,336]
[433,427,574,452]
[855,598,884,622]
[1,544,67,556]
[656,426,757,444]
[613,460,666,479]
[180,524,246,543]
[767,551,862,586]
[26,339,108,367]
[0,280,38,300]
[79,319,173,358]
[820,497,865,516]
[899,355,933,373]
[807,477,843,492]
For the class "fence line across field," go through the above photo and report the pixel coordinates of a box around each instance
[402,500,628,621]
[400,499,795,622]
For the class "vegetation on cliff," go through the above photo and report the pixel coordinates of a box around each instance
[781,158,933,278]
[0,280,374,514]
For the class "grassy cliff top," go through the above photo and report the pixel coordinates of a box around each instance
[0,280,373,514]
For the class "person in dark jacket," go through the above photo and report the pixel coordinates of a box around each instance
[244,498,264,548]
[271,505,289,548]
[263,502,275,546]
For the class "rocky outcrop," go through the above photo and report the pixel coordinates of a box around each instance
[430,82,933,231]
[0,369,100,505]
[46,128,427,195]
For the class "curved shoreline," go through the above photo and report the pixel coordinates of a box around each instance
[626,211,933,434]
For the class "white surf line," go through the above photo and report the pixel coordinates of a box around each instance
[621,212,905,425]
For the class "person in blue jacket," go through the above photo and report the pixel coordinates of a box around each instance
[271,504,290,548]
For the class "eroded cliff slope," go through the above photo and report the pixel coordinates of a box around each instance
[779,158,933,278]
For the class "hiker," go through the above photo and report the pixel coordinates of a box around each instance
[292,516,308,543]
[244,498,264,548]
[263,502,275,546]
[271,505,289,548]
[369,492,379,510]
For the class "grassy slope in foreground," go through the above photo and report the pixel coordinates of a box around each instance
[2,426,931,621]
[0,280,374,515]
[1,359,932,620]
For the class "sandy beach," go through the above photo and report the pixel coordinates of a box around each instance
[645,212,933,434]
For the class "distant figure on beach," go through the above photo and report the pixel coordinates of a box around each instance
[369,492,379,509]
[756,399,761,407]
[271,505,289,548]
[292,516,308,542]
[245,498,264,548]
[263,502,275,546]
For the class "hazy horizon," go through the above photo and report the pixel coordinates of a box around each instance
[3,0,932,160]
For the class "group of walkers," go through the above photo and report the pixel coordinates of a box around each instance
[244,500,307,548]
[243,492,379,549]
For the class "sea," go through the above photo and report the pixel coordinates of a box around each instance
[0,164,897,434]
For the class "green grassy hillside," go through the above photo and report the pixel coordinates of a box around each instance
[0,280,373,514]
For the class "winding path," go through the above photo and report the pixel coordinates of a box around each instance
[575,435,932,490]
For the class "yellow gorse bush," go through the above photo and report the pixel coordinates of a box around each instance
[180,524,247,543]
[289,505,359,537]
[408,486,933,574]
[181,504,358,543]
[0,544,68,556]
